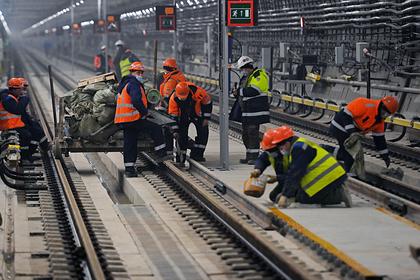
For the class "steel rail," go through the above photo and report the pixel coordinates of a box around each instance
[16,48,106,280]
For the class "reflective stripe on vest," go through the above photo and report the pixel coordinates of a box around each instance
[290,138,346,197]
[114,84,147,124]
[120,57,131,78]
[0,95,25,131]
[268,154,289,173]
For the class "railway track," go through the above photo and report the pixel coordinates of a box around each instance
[14,46,336,279]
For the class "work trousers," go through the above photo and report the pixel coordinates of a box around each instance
[122,120,166,168]
[329,125,353,172]
[178,118,209,160]
[15,120,48,159]
[242,123,260,160]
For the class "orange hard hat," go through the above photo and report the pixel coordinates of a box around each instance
[381,96,398,114]
[129,61,145,72]
[271,126,294,146]
[7,78,24,89]
[18,77,28,87]
[175,82,191,100]
[163,58,177,69]
[260,128,278,151]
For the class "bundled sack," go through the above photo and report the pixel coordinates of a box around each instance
[82,82,108,94]
[93,87,117,125]
[244,176,268,198]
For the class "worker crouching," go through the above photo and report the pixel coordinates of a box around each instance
[249,126,352,208]
[168,82,212,163]
[0,78,49,162]
[330,96,399,176]
[114,62,167,177]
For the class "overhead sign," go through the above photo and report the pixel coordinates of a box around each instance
[227,0,257,27]
[71,23,81,34]
[94,19,106,33]
[156,6,176,31]
[107,15,121,32]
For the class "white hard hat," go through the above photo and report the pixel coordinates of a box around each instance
[236,56,254,69]
[115,40,124,46]
[100,45,106,50]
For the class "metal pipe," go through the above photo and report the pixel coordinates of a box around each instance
[220,0,229,170]
[322,77,420,95]
[71,0,74,76]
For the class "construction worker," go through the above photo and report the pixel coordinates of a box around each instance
[159,58,186,105]
[251,126,351,208]
[115,61,167,177]
[94,45,113,75]
[113,40,140,81]
[0,78,49,161]
[232,56,270,165]
[168,82,212,163]
[330,96,399,173]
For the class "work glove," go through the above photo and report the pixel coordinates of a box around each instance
[250,169,261,178]
[202,119,209,127]
[278,196,288,208]
[266,175,277,184]
[381,154,391,168]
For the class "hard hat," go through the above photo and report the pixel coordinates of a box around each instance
[271,126,294,146]
[18,77,28,87]
[236,56,254,69]
[260,128,278,151]
[100,45,106,50]
[7,78,24,89]
[175,82,191,100]
[128,61,145,72]
[163,58,177,69]
[244,176,267,198]
[381,96,398,114]
[115,40,124,46]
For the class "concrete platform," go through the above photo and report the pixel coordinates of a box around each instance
[193,123,420,279]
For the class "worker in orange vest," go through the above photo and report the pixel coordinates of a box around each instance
[330,96,399,173]
[114,61,167,177]
[159,58,186,105]
[168,82,212,163]
[0,78,49,162]
[94,45,113,75]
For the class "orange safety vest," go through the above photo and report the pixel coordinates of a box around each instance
[168,83,211,118]
[159,70,187,98]
[0,95,25,131]
[346,98,384,133]
[114,83,147,124]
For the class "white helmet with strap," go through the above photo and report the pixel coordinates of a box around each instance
[236,56,254,69]
[115,40,125,46]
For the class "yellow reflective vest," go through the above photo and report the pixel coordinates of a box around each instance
[268,154,289,173]
[289,138,346,197]
[119,57,131,79]
[245,68,270,95]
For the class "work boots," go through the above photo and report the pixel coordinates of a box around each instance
[124,167,138,178]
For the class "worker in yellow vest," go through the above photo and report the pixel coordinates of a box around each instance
[251,126,352,208]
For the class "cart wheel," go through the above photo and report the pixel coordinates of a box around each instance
[53,139,62,159]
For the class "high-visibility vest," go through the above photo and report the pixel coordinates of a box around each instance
[0,95,25,131]
[119,57,132,79]
[345,98,383,133]
[245,68,270,96]
[289,137,346,197]
[159,70,186,98]
[168,84,211,118]
[114,84,147,124]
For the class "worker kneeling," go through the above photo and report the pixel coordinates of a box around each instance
[115,61,167,177]
[168,82,212,163]
[0,78,49,162]
[248,126,352,208]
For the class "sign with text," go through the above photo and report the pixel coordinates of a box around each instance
[227,0,257,27]
[156,6,176,31]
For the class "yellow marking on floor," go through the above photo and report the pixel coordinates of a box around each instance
[270,207,377,277]
[375,207,420,230]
